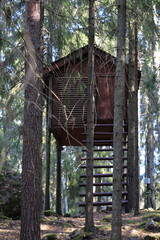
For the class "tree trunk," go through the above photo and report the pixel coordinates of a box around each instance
[145,41,156,210]
[146,98,155,209]
[47,0,53,63]
[111,0,126,239]
[127,18,136,213]
[45,0,54,212]
[56,144,62,216]
[85,0,95,232]
[62,175,69,214]
[134,24,140,215]
[126,0,140,216]
[45,113,51,212]
[20,1,44,240]
[45,77,52,212]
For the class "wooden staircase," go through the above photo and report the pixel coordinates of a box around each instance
[79,121,128,210]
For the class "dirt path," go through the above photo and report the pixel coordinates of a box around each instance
[1,211,160,240]
[0,213,108,240]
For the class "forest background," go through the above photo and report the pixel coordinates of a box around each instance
[0,0,160,217]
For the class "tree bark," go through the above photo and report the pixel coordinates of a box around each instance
[146,97,155,209]
[145,41,156,210]
[20,1,44,240]
[47,0,53,63]
[45,124,51,212]
[56,144,62,216]
[127,0,140,216]
[134,23,140,215]
[45,78,52,212]
[111,0,126,239]
[85,0,95,232]
[127,5,136,213]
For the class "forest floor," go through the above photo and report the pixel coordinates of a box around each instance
[1,209,160,240]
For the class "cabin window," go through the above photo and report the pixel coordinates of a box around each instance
[56,72,88,126]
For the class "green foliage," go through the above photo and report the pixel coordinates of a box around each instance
[0,169,21,219]
[0,214,11,220]
[44,0,88,61]
[0,0,24,171]
[44,209,57,217]
[61,146,82,213]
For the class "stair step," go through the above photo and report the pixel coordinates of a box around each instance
[81,157,127,161]
[82,140,128,144]
[94,132,114,135]
[79,182,127,187]
[82,132,127,135]
[81,157,113,161]
[80,191,128,197]
[84,123,114,127]
[94,123,127,127]
[80,173,127,178]
[82,148,127,152]
[79,200,128,207]
[80,164,127,168]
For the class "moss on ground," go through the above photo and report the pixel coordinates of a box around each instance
[101,214,112,223]
[41,233,58,240]
[144,236,160,240]
[142,212,160,223]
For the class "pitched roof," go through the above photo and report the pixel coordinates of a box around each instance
[44,45,116,75]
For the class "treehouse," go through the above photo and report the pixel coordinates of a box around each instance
[44,45,128,147]
[44,45,130,212]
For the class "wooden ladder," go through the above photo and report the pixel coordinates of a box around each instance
[79,122,128,210]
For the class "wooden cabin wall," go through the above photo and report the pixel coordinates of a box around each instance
[50,52,128,130]
[51,56,88,127]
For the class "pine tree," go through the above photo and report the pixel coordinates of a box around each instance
[85,0,95,232]
[127,0,140,214]
[111,0,126,239]
[20,1,44,239]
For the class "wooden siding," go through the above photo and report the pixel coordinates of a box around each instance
[53,76,88,126]
[44,46,128,146]
[51,48,118,127]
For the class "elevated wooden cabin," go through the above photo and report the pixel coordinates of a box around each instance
[44,45,128,146]
[44,45,132,211]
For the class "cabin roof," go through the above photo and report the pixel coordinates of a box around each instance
[44,45,117,76]
[44,44,141,88]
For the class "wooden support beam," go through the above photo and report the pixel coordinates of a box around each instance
[82,148,127,152]
[80,182,127,187]
[80,191,128,197]
[81,157,127,161]
[82,132,127,135]
[80,173,127,178]
[79,200,128,207]
[80,164,127,168]
[82,140,128,144]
